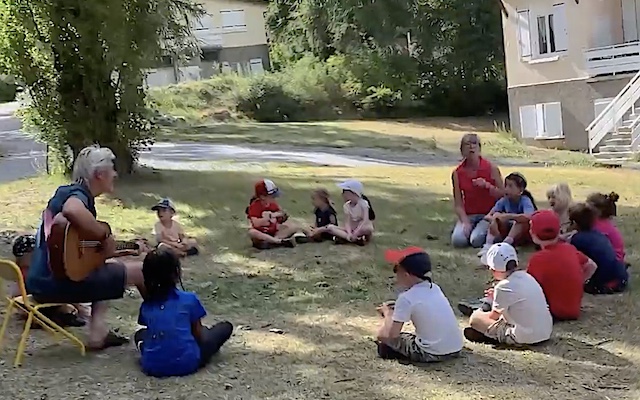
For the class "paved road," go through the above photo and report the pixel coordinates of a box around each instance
[0,103,542,183]
[0,103,46,183]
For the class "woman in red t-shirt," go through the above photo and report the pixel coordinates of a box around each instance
[451,134,504,248]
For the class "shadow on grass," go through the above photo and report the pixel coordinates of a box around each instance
[111,170,640,376]
[0,167,639,399]
[158,122,447,155]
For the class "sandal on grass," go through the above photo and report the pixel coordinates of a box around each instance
[87,331,130,351]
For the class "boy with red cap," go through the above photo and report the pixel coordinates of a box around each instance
[246,179,303,249]
[376,247,463,363]
[527,210,597,321]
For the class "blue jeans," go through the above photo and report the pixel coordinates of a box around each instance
[451,214,489,248]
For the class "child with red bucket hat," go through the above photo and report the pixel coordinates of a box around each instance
[375,247,463,363]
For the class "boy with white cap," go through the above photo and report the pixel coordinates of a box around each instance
[465,242,552,345]
[325,179,375,245]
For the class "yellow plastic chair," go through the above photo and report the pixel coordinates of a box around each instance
[0,259,85,366]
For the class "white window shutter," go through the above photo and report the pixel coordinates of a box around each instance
[519,105,538,138]
[543,102,563,137]
[517,10,532,58]
[221,11,233,28]
[235,10,246,28]
[535,103,545,137]
[553,3,568,51]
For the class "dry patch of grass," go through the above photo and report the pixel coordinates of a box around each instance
[0,164,638,400]
[158,119,594,166]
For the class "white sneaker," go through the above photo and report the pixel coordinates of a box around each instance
[477,244,490,257]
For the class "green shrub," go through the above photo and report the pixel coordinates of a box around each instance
[235,75,303,122]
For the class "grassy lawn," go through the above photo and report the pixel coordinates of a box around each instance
[0,164,639,399]
[158,119,595,166]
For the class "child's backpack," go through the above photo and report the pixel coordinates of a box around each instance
[361,194,376,221]
[245,196,258,217]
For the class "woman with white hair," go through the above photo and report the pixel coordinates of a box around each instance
[27,145,147,350]
[450,133,504,248]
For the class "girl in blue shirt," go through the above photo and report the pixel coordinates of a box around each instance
[479,172,537,256]
[134,248,233,377]
[568,202,628,294]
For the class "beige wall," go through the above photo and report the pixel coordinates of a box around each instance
[201,0,268,48]
[507,75,632,150]
[503,0,624,88]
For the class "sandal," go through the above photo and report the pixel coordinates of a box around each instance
[88,331,130,351]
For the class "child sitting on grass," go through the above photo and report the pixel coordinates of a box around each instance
[569,202,629,294]
[134,248,233,378]
[546,183,573,236]
[246,179,302,249]
[301,188,338,242]
[587,192,626,265]
[478,172,537,258]
[152,198,199,257]
[325,179,375,246]
[527,210,597,321]
[465,243,552,346]
[376,247,463,363]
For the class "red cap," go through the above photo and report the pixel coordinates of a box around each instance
[385,247,431,279]
[254,179,280,197]
[530,210,560,241]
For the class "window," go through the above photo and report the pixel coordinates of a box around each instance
[193,15,214,31]
[249,58,264,74]
[221,10,246,32]
[519,102,564,139]
[517,3,567,60]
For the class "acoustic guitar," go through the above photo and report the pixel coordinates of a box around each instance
[48,218,140,282]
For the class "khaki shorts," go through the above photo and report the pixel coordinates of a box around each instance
[385,332,461,363]
[485,319,518,345]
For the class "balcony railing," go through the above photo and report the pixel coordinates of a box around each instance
[584,42,640,77]
[194,28,223,49]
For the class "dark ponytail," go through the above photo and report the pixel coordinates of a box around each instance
[586,191,619,218]
[506,172,537,210]
[361,194,376,220]
[143,248,182,302]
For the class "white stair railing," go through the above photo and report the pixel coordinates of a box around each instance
[586,70,640,153]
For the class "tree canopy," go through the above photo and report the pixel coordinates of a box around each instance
[0,0,204,173]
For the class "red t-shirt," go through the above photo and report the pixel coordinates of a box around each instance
[455,157,498,215]
[247,199,281,235]
[527,242,587,320]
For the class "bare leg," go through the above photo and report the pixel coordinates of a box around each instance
[325,224,350,240]
[249,228,281,244]
[469,309,497,333]
[352,223,374,239]
[124,259,146,298]
[87,301,109,346]
[274,221,301,239]
[505,222,524,243]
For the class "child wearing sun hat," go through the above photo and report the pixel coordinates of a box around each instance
[375,246,463,363]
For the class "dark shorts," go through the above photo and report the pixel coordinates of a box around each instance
[33,262,127,304]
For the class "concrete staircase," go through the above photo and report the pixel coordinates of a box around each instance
[594,122,634,164]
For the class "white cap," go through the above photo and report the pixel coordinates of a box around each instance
[337,179,364,197]
[484,242,518,272]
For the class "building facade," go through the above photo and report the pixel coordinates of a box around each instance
[502,0,640,161]
[147,0,269,87]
